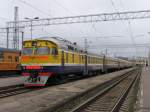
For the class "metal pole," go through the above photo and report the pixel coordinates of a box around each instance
[24,17,39,40]
[6,27,9,48]
[148,47,150,66]
[21,31,24,49]
[105,48,107,56]
[84,38,88,75]
[31,20,33,40]
[13,6,19,49]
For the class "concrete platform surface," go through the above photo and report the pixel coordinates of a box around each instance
[139,67,150,112]
[0,76,23,88]
[0,68,133,112]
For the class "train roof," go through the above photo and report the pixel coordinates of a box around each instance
[35,36,83,50]
[0,47,19,53]
[34,37,104,57]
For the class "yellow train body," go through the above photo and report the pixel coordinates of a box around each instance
[21,37,132,86]
[21,39,104,66]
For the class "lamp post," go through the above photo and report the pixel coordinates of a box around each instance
[24,17,39,40]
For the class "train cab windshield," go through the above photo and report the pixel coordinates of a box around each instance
[36,47,58,55]
[36,47,49,55]
[22,47,58,55]
[22,40,58,55]
[22,48,33,55]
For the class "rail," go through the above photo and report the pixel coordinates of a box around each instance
[48,68,140,112]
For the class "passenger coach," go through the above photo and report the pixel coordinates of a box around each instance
[0,48,20,76]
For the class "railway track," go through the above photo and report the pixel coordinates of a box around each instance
[0,75,83,99]
[50,68,141,112]
[0,84,37,98]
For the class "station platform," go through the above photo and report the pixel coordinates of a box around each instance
[139,67,150,112]
[0,76,23,88]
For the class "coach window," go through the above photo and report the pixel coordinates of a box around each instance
[51,47,58,55]
[89,57,91,64]
[0,55,4,62]
[87,57,89,63]
[8,56,12,62]
[80,55,82,63]
[72,53,74,63]
[79,55,81,63]
[15,56,19,62]
[92,57,94,64]
[0,51,3,62]
[92,58,94,63]
[82,55,84,63]
[66,53,68,63]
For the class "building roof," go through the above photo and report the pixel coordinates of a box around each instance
[0,47,20,53]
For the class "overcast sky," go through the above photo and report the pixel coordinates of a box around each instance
[0,0,150,58]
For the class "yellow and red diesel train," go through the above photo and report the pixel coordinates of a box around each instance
[20,37,133,86]
[0,47,20,76]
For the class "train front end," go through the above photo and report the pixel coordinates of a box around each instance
[21,39,60,86]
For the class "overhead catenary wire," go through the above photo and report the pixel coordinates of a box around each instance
[52,0,75,15]
[118,0,138,55]
[15,0,70,40]
[0,16,10,21]
[18,0,88,39]
[3,0,150,55]
[51,0,89,40]
[109,0,137,56]
[17,0,52,17]
[110,0,118,12]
